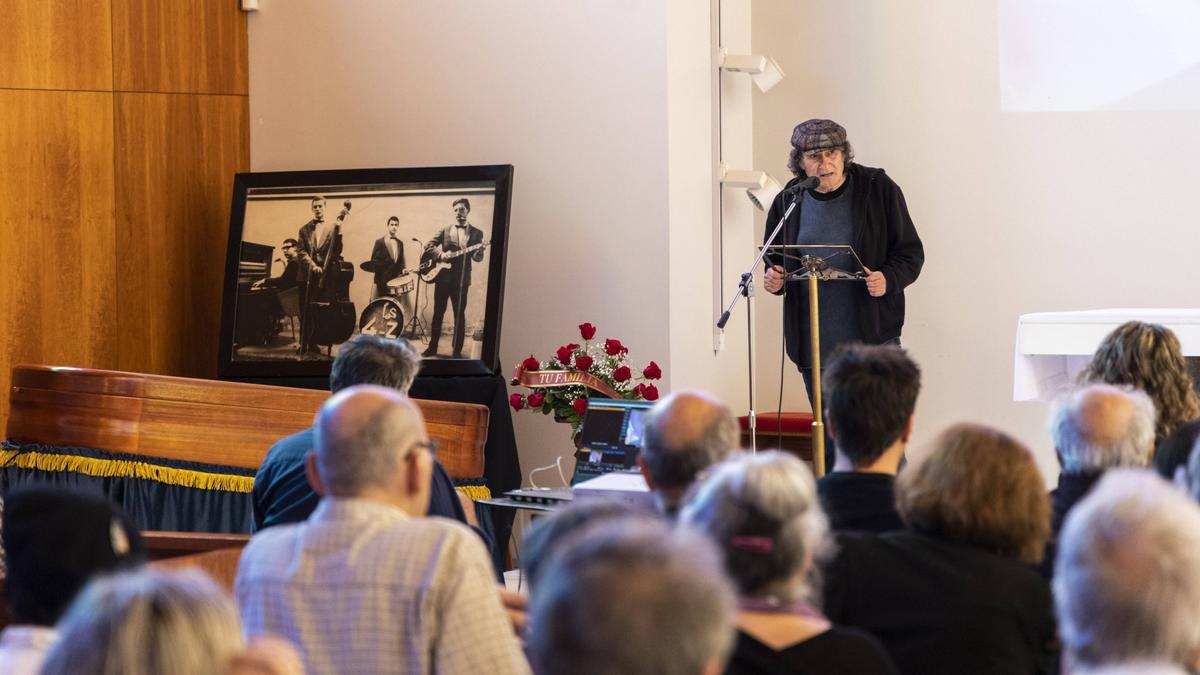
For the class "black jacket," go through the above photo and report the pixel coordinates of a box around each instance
[823,530,1059,675]
[252,427,487,552]
[817,471,904,534]
[765,163,924,368]
[1038,471,1103,578]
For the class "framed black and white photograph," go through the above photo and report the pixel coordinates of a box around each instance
[218,165,513,379]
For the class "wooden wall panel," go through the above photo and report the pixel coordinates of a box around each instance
[111,0,249,94]
[113,93,249,378]
[0,90,118,427]
[0,0,113,90]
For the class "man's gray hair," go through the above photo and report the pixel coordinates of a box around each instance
[679,451,828,602]
[528,517,736,675]
[641,391,740,491]
[330,334,422,394]
[1049,384,1156,474]
[1054,469,1200,669]
[314,388,423,496]
[40,568,243,675]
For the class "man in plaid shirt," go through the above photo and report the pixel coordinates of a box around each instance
[235,385,529,675]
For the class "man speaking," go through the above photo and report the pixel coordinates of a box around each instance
[762,119,924,468]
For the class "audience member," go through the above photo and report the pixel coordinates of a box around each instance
[680,451,898,675]
[0,487,145,675]
[40,567,301,675]
[816,343,919,533]
[521,499,637,591]
[1154,419,1200,481]
[1079,320,1200,447]
[1178,435,1200,501]
[236,385,528,675]
[822,423,1057,675]
[1054,470,1200,673]
[639,390,740,518]
[527,517,736,675]
[253,334,477,535]
[1042,384,1155,575]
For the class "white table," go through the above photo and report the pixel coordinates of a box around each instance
[1014,309,1200,401]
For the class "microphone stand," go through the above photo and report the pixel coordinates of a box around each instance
[717,185,807,453]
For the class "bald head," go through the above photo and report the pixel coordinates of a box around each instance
[313,385,428,500]
[640,392,739,505]
[1050,384,1156,474]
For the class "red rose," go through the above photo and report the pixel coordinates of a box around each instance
[579,322,597,340]
[528,392,545,408]
[640,383,659,401]
[556,343,579,365]
[521,355,540,371]
[574,354,594,371]
[572,397,589,416]
[613,365,631,382]
[642,361,662,380]
[604,339,628,356]
[509,393,525,411]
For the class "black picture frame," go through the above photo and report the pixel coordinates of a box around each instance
[217,165,513,380]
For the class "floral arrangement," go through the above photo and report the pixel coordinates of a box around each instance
[510,322,662,432]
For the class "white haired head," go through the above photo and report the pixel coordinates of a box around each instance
[1054,469,1200,670]
[1049,384,1156,474]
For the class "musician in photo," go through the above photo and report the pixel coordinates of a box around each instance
[370,217,407,299]
[297,196,348,357]
[253,238,300,291]
[421,198,486,358]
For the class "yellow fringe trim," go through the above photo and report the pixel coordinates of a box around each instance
[456,485,492,502]
[0,450,254,493]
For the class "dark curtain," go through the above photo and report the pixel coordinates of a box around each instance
[410,373,521,573]
[0,442,255,533]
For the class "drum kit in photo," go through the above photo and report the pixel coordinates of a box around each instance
[358,266,423,341]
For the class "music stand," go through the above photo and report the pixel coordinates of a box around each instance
[762,243,866,477]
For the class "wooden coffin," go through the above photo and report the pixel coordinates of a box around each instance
[5,365,487,479]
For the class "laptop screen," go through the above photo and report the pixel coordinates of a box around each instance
[574,399,654,471]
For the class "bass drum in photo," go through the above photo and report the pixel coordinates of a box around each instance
[358,297,405,340]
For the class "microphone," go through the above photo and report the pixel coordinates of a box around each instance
[784,175,820,196]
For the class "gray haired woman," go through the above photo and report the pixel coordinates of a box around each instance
[39,568,301,675]
[680,451,897,675]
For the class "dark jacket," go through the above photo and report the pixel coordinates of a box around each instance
[422,223,485,288]
[266,259,299,291]
[765,163,924,368]
[822,530,1059,675]
[369,236,407,294]
[817,471,904,534]
[297,218,344,283]
[1038,471,1103,578]
[252,427,485,549]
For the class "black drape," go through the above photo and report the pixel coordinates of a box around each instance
[409,374,521,573]
[0,442,255,533]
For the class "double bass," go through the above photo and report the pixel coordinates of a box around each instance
[302,200,356,350]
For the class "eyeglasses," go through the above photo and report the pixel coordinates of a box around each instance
[802,148,842,161]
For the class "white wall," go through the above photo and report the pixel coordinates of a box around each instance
[666,0,760,410]
[752,1,1200,481]
[249,0,752,483]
